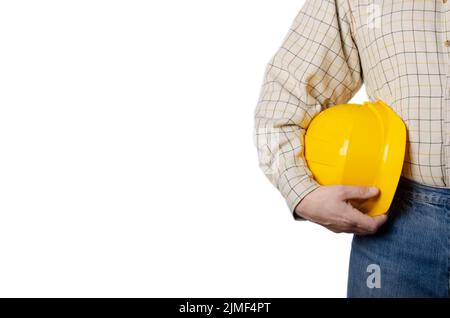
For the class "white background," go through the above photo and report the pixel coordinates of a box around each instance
[0,0,367,297]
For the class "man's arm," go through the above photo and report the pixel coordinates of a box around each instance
[254,0,387,233]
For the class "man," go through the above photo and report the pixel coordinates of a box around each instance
[255,0,450,297]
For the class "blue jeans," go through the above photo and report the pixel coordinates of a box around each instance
[347,177,450,298]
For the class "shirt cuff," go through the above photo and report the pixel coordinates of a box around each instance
[285,178,321,221]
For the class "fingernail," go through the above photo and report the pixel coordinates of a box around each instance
[369,187,378,194]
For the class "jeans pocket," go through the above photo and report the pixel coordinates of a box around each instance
[384,190,407,228]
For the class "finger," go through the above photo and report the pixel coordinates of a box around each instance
[334,214,388,235]
[372,214,388,228]
[339,186,379,200]
[343,206,385,234]
[347,215,388,235]
[332,225,372,236]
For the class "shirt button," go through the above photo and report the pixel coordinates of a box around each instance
[445,40,450,47]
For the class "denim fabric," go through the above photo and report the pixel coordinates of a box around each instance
[347,177,450,298]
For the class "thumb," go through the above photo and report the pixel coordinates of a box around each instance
[340,186,379,200]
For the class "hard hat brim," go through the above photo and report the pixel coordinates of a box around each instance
[360,100,407,216]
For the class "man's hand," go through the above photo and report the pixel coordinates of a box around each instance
[295,186,388,235]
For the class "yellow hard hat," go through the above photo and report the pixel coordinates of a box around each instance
[304,100,406,216]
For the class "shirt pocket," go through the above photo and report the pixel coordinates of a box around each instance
[351,1,440,98]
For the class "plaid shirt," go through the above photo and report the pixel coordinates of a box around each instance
[255,0,450,214]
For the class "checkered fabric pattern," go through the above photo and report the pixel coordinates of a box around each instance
[255,0,450,214]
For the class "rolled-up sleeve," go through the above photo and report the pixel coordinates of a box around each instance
[254,0,363,216]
